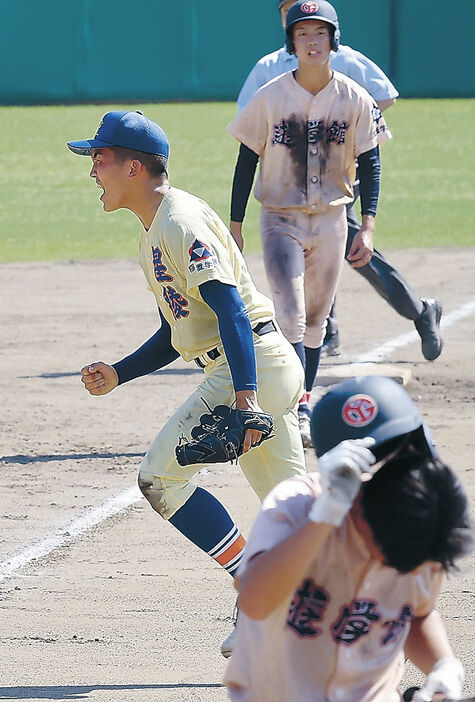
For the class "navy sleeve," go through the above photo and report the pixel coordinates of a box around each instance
[230,143,259,222]
[112,310,179,385]
[199,280,257,392]
[356,146,380,217]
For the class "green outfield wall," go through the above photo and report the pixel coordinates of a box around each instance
[1,0,473,104]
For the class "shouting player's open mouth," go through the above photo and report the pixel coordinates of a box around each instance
[96,181,105,200]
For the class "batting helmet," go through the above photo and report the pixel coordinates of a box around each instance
[310,375,437,460]
[285,0,340,53]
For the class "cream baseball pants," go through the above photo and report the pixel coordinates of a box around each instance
[138,328,306,520]
[260,205,347,348]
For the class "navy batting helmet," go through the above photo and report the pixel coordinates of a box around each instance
[285,0,340,53]
[311,376,437,461]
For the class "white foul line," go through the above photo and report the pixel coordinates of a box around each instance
[1,298,475,585]
[0,485,142,584]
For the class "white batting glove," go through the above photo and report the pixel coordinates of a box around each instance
[412,657,465,702]
[309,438,376,526]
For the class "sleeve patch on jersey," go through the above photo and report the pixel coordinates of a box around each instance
[372,104,388,136]
[188,239,217,274]
[189,240,212,262]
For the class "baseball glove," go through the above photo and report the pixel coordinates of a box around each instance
[175,402,274,466]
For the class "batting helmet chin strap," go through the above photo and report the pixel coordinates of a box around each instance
[285,0,341,54]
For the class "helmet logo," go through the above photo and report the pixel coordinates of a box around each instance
[302,2,319,13]
[342,394,378,427]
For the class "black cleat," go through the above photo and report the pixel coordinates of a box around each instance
[321,332,341,358]
[414,298,443,361]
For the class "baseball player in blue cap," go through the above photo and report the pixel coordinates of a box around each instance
[234,0,443,365]
[67,110,306,657]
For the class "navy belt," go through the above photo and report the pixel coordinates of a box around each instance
[194,320,276,369]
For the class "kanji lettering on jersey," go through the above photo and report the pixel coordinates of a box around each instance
[382,604,413,645]
[152,245,173,283]
[273,119,294,146]
[332,599,381,645]
[308,119,325,145]
[189,239,212,262]
[287,578,329,638]
[163,285,190,320]
[326,120,349,145]
[273,119,350,148]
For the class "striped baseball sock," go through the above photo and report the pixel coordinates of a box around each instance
[169,487,246,577]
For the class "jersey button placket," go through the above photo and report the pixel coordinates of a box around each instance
[308,111,321,209]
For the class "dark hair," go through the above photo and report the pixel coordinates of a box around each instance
[361,455,473,573]
[111,146,168,178]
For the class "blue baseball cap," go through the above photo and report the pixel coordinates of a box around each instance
[67,110,169,158]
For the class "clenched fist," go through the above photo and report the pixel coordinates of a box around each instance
[80,361,118,396]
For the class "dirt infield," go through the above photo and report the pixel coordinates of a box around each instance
[1,248,474,701]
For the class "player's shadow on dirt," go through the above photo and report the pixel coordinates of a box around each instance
[0,683,223,699]
[19,368,201,379]
[1,452,145,465]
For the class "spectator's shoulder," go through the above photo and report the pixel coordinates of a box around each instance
[256,45,289,68]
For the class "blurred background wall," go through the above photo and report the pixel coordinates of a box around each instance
[1,0,473,104]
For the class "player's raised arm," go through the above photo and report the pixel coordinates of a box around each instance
[238,438,375,619]
[80,311,179,396]
[111,312,179,385]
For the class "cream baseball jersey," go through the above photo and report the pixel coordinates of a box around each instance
[224,473,443,702]
[139,187,274,360]
[227,70,391,213]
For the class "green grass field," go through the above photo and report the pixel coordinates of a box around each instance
[1,100,474,262]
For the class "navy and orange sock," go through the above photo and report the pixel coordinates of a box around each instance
[169,487,245,577]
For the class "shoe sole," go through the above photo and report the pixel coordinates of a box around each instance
[421,303,443,361]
